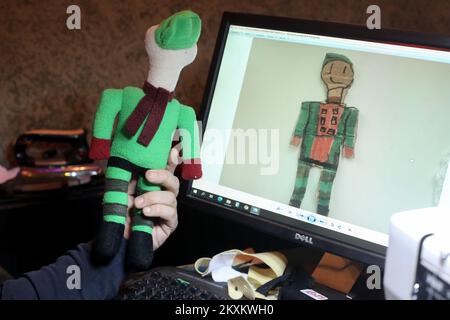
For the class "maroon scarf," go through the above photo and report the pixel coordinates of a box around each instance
[124,81,174,146]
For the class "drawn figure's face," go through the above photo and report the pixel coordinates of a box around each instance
[321,60,354,90]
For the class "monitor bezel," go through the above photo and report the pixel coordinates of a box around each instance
[181,12,450,267]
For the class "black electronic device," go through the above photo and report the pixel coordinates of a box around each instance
[14,128,91,167]
[116,267,229,300]
[181,12,450,268]
[11,128,102,192]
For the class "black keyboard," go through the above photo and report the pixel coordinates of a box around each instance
[115,266,230,300]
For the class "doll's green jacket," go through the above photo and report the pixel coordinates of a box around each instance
[90,86,201,172]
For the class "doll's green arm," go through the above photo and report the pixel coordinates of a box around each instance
[89,89,123,160]
[293,102,311,138]
[343,107,359,158]
[177,105,202,180]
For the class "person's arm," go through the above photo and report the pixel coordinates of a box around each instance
[1,240,127,300]
[343,107,359,158]
[291,102,311,146]
[1,147,181,300]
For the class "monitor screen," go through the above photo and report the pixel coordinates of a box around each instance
[187,14,450,264]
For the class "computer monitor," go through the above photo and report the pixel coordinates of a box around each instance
[183,12,450,266]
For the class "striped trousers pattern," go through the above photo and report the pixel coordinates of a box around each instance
[102,166,160,235]
[289,160,337,216]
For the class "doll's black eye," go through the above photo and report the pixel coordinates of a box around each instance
[343,66,347,74]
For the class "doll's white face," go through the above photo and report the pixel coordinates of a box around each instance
[144,25,198,69]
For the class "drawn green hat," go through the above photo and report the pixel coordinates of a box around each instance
[155,10,201,50]
[323,53,353,67]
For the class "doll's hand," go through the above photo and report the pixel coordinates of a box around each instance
[124,146,181,250]
[290,136,302,147]
[181,159,202,180]
[89,137,111,160]
[343,146,354,158]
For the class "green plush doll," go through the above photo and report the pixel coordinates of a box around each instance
[89,10,203,270]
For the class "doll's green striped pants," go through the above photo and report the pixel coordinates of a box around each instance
[102,166,159,235]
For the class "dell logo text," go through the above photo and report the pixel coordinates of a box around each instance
[294,233,313,245]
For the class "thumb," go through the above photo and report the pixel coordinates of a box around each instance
[167,144,182,174]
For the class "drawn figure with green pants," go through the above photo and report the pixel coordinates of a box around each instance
[290,53,359,216]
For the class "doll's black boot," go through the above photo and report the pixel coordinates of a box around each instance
[126,230,154,271]
[92,221,125,264]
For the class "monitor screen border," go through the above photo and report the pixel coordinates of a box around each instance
[181,12,450,267]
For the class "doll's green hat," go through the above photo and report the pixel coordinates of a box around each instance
[323,53,353,67]
[155,10,201,50]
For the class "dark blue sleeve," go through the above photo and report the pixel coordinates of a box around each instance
[0,239,127,300]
